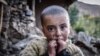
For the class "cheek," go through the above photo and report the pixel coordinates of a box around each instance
[63,29,70,40]
[43,29,55,39]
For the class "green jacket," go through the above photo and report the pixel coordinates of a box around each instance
[20,38,84,56]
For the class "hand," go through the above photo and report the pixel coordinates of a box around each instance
[48,40,57,56]
[57,39,66,53]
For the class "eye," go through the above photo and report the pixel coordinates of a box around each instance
[60,24,67,30]
[47,27,55,32]
[60,25,65,30]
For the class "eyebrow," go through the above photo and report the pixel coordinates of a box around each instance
[47,25,56,28]
[60,23,67,27]
[46,23,68,28]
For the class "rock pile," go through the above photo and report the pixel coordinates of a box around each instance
[0,0,44,56]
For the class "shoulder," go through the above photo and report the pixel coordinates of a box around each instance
[29,37,47,46]
[25,37,48,51]
[66,39,84,56]
[20,37,47,56]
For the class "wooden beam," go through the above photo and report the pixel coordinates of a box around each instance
[0,4,3,33]
[0,0,7,5]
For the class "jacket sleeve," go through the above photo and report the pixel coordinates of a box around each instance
[72,46,84,56]
[68,44,84,56]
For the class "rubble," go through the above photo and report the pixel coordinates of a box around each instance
[72,31,100,56]
[0,0,44,56]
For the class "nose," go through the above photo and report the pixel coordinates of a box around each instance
[55,28,62,37]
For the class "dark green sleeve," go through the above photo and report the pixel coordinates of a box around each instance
[56,49,71,56]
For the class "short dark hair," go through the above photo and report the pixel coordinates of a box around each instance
[40,5,69,25]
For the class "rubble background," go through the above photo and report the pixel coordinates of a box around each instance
[0,0,44,56]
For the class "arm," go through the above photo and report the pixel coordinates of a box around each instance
[73,46,84,56]
[69,44,84,56]
[56,47,84,56]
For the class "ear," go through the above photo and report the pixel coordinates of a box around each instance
[41,26,44,34]
[68,26,71,36]
[42,28,44,33]
[68,22,71,34]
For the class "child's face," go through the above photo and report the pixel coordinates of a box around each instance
[42,14,70,41]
